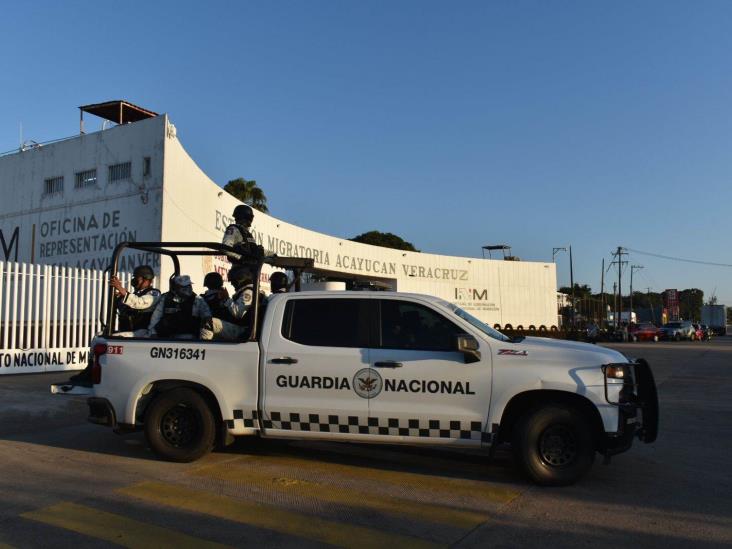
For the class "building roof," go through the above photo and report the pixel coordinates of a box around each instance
[79,100,158,124]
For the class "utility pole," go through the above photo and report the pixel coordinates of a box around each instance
[646,287,655,324]
[610,248,628,328]
[569,246,575,329]
[630,265,643,324]
[600,258,605,325]
[613,282,618,326]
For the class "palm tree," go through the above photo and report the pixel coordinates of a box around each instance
[223,178,269,213]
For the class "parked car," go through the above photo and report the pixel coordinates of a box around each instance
[629,323,660,342]
[659,321,696,341]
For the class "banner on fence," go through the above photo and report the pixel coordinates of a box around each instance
[0,347,88,374]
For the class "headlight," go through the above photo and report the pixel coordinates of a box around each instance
[604,364,629,379]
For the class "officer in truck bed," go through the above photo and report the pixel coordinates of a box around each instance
[201,264,262,341]
[148,275,212,339]
[222,204,264,264]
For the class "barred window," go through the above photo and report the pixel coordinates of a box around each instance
[75,169,97,188]
[108,162,131,182]
[44,176,64,195]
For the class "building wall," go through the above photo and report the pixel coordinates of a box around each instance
[162,126,558,328]
[0,116,165,271]
[1,114,558,328]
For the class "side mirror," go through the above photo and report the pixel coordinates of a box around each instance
[456,334,481,364]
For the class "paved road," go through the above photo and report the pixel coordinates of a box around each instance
[0,339,730,547]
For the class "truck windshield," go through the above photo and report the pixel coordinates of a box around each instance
[438,301,511,342]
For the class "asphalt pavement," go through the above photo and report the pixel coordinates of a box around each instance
[0,338,730,548]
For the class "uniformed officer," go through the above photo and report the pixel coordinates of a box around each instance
[201,271,229,318]
[148,275,212,339]
[222,204,264,264]
[201,264,260,341]
[68,265,160,385]
[111,265,161,336]
[269,271,289,294]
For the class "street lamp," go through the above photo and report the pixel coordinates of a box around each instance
[553,246,575,329]
[552,247,567,262]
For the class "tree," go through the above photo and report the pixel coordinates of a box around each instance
[350,231,419,252]
[223,178,269,213]
[679,289,704,321]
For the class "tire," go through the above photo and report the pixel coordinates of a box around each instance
[145,388,216,463]
[512,405,595,486]
[690,333,695,341]
[674,333,681,342]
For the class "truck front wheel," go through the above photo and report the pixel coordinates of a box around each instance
[145,388,216,462]
[513,405,595,486]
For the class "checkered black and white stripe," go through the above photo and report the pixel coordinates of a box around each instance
[227,410,492,443]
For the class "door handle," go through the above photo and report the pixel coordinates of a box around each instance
[270,357,298,364]
[374,361,403,368]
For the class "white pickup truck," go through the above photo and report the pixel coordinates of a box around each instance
[54,242,658,486]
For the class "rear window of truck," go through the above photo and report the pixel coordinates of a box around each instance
[282,299,370,347]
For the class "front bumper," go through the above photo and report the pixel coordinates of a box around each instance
[602,359,659,455]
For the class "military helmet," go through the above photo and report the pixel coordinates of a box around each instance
[233,204,254,225]
[132,265,155,280]
[203,271,224,289]
[228,264,254,287]
[269,272,288,291]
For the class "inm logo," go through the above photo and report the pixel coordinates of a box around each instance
[455,288,488,301]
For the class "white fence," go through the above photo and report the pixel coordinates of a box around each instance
[0,261,130,374]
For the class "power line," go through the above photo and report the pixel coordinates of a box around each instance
[623,247,732,268]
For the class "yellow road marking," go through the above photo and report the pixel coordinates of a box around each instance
[119,481,442,549]
[21,502,228,549]
[196,454,519,504]
[0,543,15,549]
[193,464,490,529]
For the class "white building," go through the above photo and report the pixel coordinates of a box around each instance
[0,101,558,329]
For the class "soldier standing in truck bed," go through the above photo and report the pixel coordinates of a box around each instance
[222,204,264,264]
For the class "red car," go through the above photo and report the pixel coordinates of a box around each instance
[629,323,660,342]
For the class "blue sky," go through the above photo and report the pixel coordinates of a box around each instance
[2,1,732,301]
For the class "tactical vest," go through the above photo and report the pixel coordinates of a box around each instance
[117,287,158,331]
[229,224,265,261]
[155,293,199,337]
[203,291,233,323]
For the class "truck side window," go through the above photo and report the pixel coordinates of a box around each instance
[379,300,462,352]
[283,299,370,347]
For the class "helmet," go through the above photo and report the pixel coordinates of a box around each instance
[228,264,254,288]
[203,271,224,289]
[269,272,288,292]
[171,275,194,298]
[233,204,254,226]
[132,265,154,280]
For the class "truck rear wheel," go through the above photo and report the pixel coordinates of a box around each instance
[145,388,216,462]
[512,405,595,486]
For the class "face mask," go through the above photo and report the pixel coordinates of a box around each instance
[175,285,193,298]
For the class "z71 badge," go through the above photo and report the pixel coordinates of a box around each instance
[498,349,528,356]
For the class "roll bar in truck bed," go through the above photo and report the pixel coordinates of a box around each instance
[104,241,315,340]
